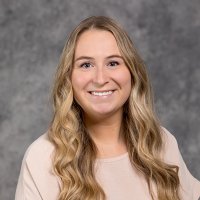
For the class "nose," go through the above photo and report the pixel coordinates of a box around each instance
[93,66,109,86]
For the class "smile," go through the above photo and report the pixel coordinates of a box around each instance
[89,90,114,96]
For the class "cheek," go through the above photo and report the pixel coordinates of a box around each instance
[71,76,82,105]
[115,68,132,90]
[71,72,85,91]
[123,76,132,98]
[71,71,91,103]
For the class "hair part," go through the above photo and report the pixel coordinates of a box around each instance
[49,16,180,200]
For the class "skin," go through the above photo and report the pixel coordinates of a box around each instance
[71,29,132,158]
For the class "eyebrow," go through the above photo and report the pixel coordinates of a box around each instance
[74,55,123,62]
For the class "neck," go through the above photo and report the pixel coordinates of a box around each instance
[83,111,127,158]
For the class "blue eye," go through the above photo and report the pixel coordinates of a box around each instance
[108,61,119,67]
[80,62,92,68]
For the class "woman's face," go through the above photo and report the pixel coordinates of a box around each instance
[71,29,132,119]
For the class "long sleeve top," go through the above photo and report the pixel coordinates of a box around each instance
[15,128,200,200]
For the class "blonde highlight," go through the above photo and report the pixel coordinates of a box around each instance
[48,16,180,200]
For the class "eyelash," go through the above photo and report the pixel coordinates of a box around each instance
[80,62,93,68]
[80,61,120,69]
[108,61,119,67]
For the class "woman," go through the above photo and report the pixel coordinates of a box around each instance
[15,16,200,200]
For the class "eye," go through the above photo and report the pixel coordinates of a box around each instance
[80,62,92,69]
[108,61,119,67]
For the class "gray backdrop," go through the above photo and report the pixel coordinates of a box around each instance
[0,0,200,199]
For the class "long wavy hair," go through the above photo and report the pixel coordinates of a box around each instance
[48,16,180,200]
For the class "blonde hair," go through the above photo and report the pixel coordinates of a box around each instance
[49,16,180,200]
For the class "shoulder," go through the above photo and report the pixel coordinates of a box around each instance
[160,126,178,145]
[21,131,56,179]
[24,132,55,165]
[160,127,200,199]
[16,132,60,200]
[159,126,181,164]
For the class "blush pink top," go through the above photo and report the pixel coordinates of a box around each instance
[15,128,200,200]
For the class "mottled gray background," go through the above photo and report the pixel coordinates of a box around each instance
[0,0,200,199]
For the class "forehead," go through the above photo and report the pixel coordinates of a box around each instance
[74,29,121,57]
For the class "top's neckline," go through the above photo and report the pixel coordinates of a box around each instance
[96,152,129,163]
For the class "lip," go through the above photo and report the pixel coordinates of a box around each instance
[88,89,115,93]
[88,90,116,97]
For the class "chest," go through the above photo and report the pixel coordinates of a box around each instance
[95,155,153,200]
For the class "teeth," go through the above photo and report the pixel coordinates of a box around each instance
[91,91,113,96]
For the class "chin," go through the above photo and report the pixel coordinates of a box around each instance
[89,106,121,118]
[91,105,114,113]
